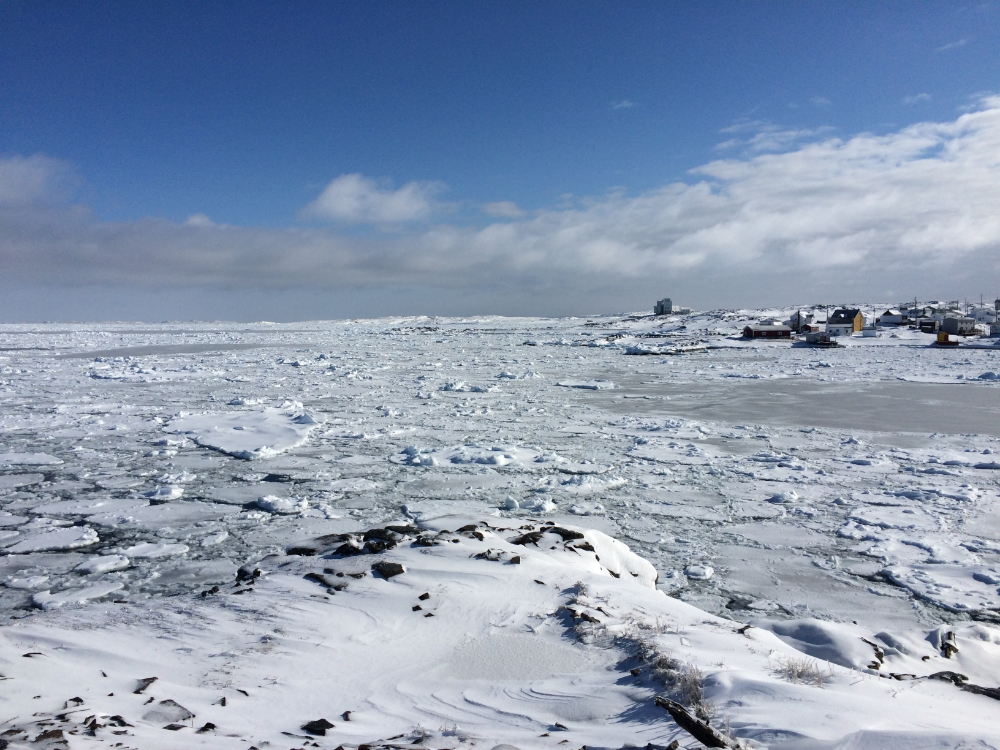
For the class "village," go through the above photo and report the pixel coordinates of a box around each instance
[654,296,1000,347]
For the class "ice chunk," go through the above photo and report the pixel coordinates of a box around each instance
[685,564,714,580]
[0,473,44,491]
[767,490,800,504]
[33,497,148,516]
[32,582,124,610]
[255,495,309,514]
[556,379,616,390]
[123,542,189,558]
[166,404,322,460]
[6,526,99,553]
[76,554,130,574]
[884,563,1000,611]
[521,497,557,513]
[144,485,184,500]
[0,453,63,466]
[4,575,48,589]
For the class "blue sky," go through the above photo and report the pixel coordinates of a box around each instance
[1,2,999,320]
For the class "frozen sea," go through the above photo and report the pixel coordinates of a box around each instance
[2,309,1000,748]
[2,311,1000,625]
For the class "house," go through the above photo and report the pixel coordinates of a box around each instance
[654,298,672,315]
[826,308,864,337]
[743,324,792,339]
[942,316,977,336]
[877,309,906,325]
[784,311,814,332]
[918,319,940,333]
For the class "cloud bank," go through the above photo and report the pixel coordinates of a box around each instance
[301,173,446,223]
[3,98,1000,314]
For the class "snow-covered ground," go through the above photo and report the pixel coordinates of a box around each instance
[1,308,999,747]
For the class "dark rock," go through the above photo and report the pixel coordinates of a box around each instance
[163,724,186,731]
[457,524,479,532]
[333,541,365,557]
[236,565,261,583]
[364,539,394,554]
[412,536,437,547]
[412,605,422,611]
[196,722,217,733]
[510,556,520,564]
[286,546,318,556]
[342,711,351,721]
[33,729,64,742]
[304,572,332,587]
[107,716,132,727]
[928,671,969,684]
[384,524,420,536]
[963,682,1000,700]
[510,527,584,546]
[302,718,334,736]
[418,592,430,600]
[372,561,405,578]
[314,532,354,545]
[133,676,157,694]
[363,528,402,542]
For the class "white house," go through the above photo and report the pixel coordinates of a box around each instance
[877,309,906,325]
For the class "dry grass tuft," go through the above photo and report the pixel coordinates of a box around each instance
[774,655,830,687]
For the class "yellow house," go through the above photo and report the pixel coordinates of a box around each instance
[826,308,864,336]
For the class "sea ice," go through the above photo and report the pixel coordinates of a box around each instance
[167,402,322,459]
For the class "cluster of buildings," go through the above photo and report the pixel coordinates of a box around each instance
[653,298,691,316]
[737,299,1000,342]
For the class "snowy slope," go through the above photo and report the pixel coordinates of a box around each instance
[1,518,999,749]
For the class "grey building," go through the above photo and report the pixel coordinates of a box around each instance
[942,317,977,336]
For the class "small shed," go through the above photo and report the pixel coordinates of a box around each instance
[743,324,792,339]
[942,317,977,336]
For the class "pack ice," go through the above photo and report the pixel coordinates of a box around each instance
[1,309,1000,746]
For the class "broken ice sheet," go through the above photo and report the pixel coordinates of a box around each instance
[166,402,321,459]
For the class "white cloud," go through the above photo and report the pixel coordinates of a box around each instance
[903,93,932,105]
[716,119,836,154]
[937,38,968,52]
[301,173,445,223]
[0,154,76,206]
[4,98,1000,313]
[482,201,525,218]
[611,100,636,110]
[810,97,832,107]
[183,213,217,227]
